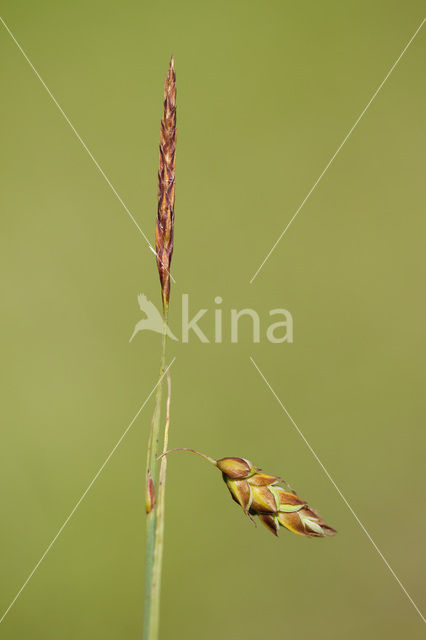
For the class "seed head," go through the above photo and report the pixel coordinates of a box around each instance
[218,457,337,538]
[156,56,176,314]
[159,449,337,538]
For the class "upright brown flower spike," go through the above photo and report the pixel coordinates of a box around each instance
[156,56,176,315]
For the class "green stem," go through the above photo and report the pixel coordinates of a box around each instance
[143,315,168,640]
[149,373,172,638]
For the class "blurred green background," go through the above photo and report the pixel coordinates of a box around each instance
[0,1,425,638]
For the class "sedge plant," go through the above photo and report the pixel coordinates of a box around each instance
[142,57,336,640]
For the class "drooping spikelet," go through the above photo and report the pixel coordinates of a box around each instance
[217,457,337,537]
[155,56,176,314]
[160,449,337,538]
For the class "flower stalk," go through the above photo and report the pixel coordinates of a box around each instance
[143,56,176,640]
